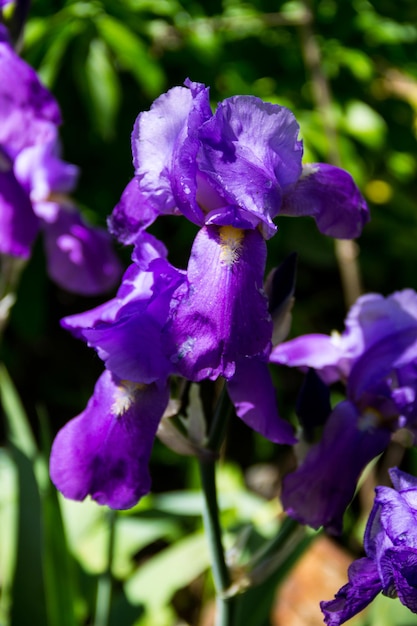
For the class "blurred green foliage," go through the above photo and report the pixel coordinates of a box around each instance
[2,0,417,624]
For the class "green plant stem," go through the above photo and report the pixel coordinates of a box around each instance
[198,384,235,626]
[94,509,116,626]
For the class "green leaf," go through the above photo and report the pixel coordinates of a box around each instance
[85,38,121,140]
[96,15,165,96]
[0,449,18,625]
[0,363,37,459]
[125,532,210,609]
[42,483,78,626]
[37,20,85,88]
[113,516,181,578]
[9,446,47,626]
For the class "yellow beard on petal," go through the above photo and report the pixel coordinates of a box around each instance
[219,226,244,267]
[111,380,146,417]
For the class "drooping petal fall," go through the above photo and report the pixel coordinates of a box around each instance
[166,224,272,381]
[49,370,169,509]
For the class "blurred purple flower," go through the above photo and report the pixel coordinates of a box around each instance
[0,35,121,294]
[271,290,417,533]
[321,467,417,624]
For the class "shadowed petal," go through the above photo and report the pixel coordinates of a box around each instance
[227,358,296,444]
[282,400,391,534]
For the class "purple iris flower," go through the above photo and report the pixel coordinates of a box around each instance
[321,467,417,624]
[271,289,417,533]
[110,79,368,242]
[51,81,369,509]
[0,33,121,294]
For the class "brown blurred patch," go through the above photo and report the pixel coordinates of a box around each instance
[272,535,363,626]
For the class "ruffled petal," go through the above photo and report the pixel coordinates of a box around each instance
[198,96,303,237]
[50,370,169,509]
[382,548,417,612]
[132,80,211,224]
[226,358,296,444]
[42,204,122,294]
[321,557,381,626]
[282,400,391,534]
[280,163,369,239]
[166,225,272,381]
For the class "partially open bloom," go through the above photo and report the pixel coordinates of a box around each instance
[51,80,369,509]
[321,467,417,624]
[271,289,417,533]
[0,30,121,294]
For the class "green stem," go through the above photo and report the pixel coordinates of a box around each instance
[198,384,235,626]
[94,510,116,626]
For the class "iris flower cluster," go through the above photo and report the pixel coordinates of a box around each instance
[50,79,369,509]
[0,24,121,294]
[322,467,417,624]
[272,289,417,534]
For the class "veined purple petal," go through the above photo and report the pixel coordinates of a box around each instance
[321,557,381,626]
[49,370,169,509]
[282,400,391,534]
[389,466,417,499]
[382,548,417,612]
[166,225,272,381]
[42,203,122,294]
[374,486,417,550]
[281,163,369,239]
[198,96,303,238]
[132,80,211,224]
[0,168,39,258]
[227,358,296,444]
[0,40,60,158]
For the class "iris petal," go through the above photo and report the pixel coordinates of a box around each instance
[50,370,169,509]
